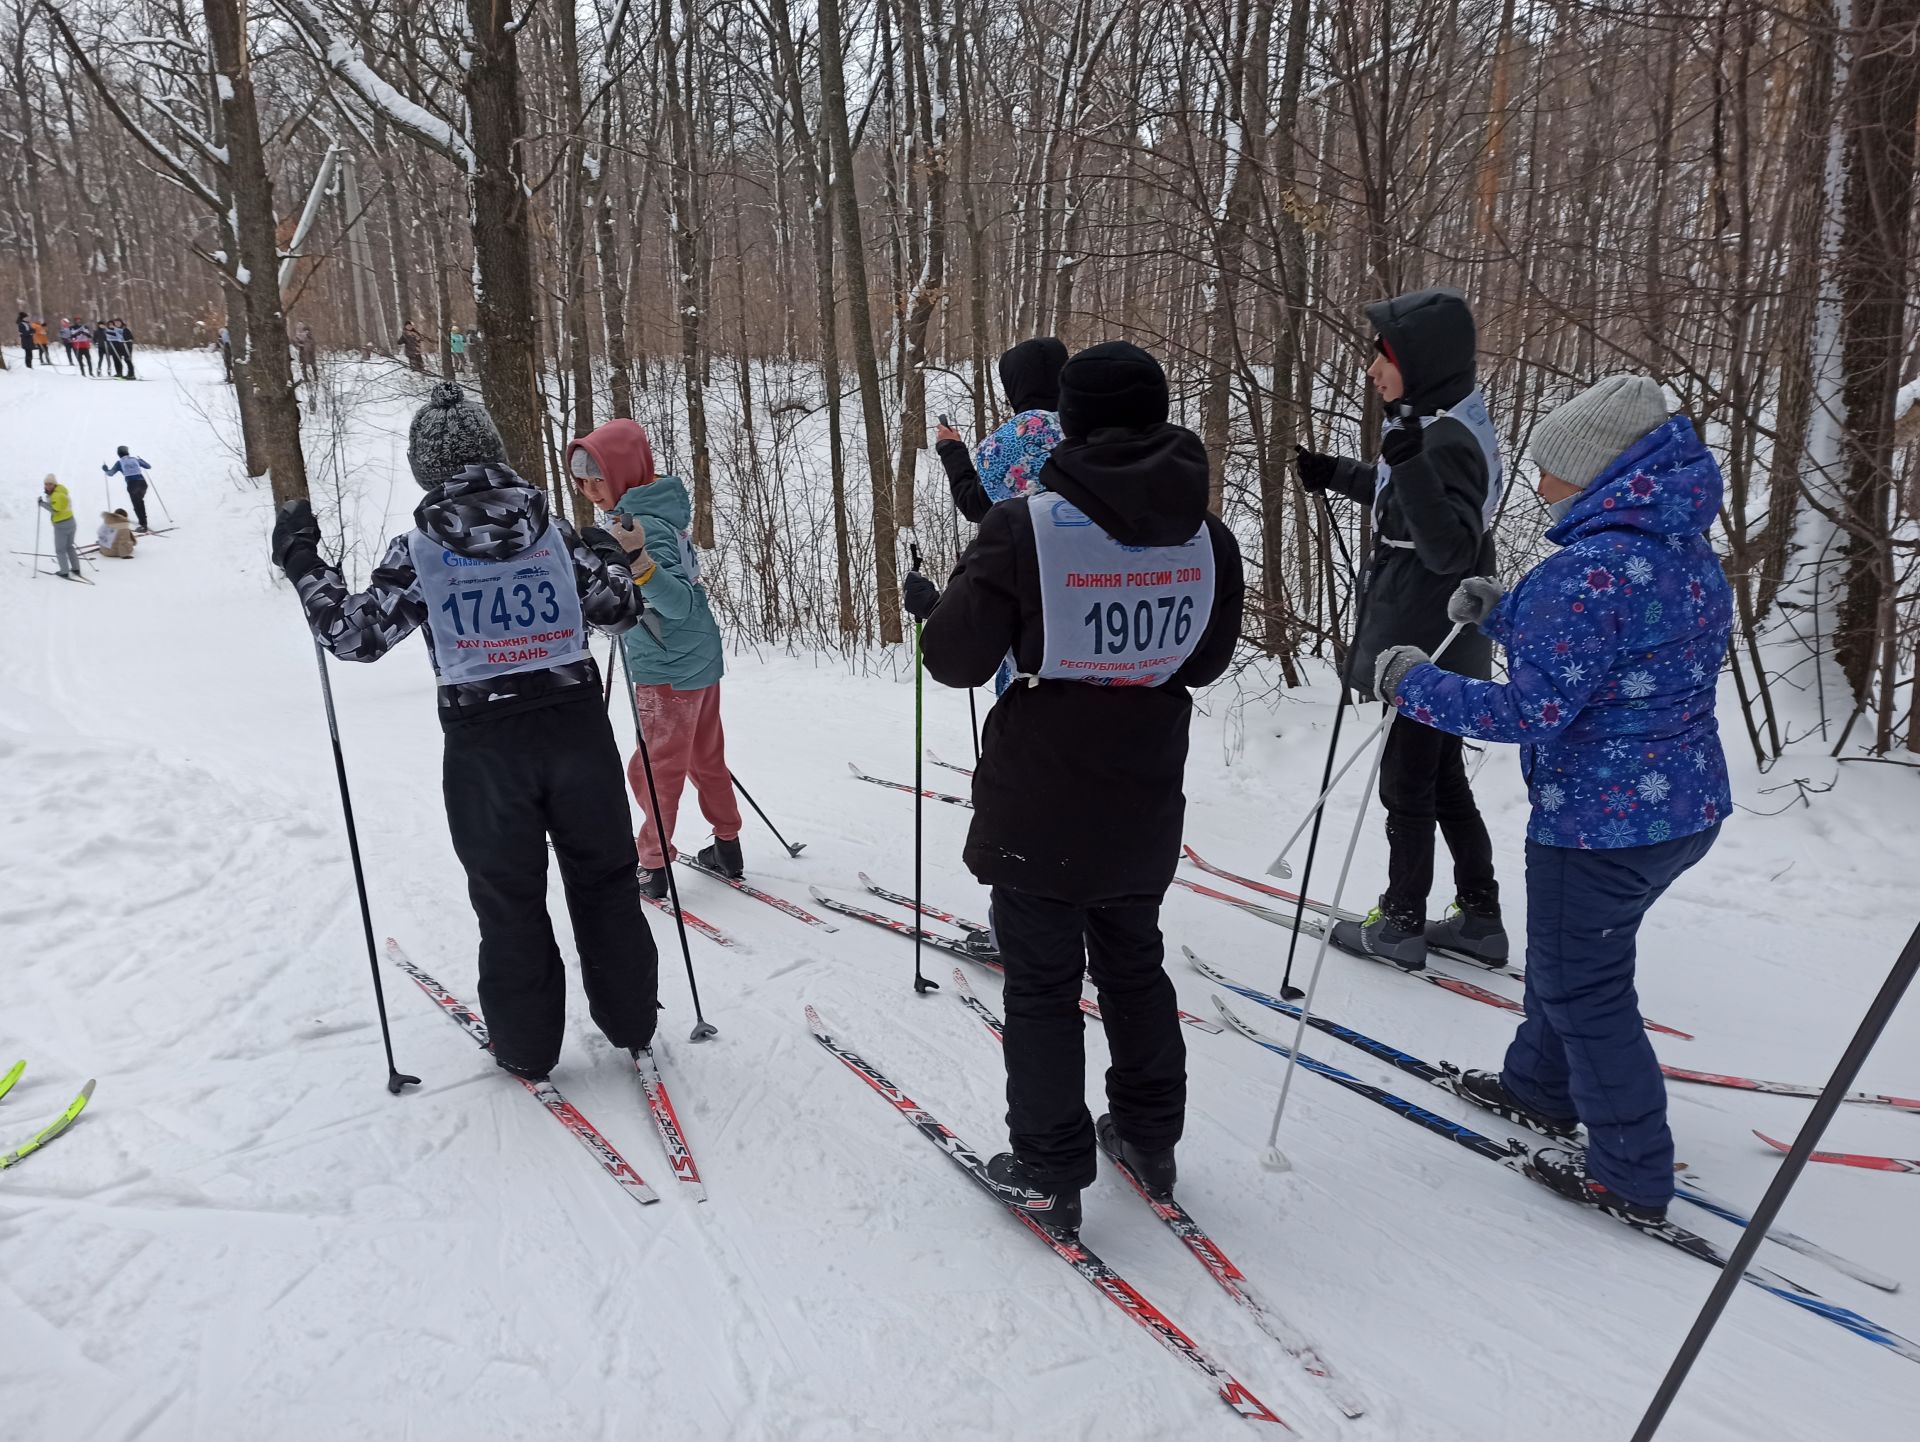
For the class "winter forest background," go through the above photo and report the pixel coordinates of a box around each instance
[3,0,1917,761]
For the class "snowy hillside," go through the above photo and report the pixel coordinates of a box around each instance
[4,351,1918,1441]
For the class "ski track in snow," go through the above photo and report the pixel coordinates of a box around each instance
[2,353,1918,1439]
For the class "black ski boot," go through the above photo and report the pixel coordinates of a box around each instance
[1527,1146,1666,1225]
[1443,1067,1579,1140]
[637,865,670,900]
[696,836,745,878]
[983,1152,1082,1236]
[1096,1113,1176,1201]
[1426,903,1510,967]
[1329,903,1428,972]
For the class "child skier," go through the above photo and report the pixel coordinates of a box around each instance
[270,382,661,1081]
[1376,375,1732,1223]
[103,446,154,532]
[565,418,742,897]
[934,337,1068,522]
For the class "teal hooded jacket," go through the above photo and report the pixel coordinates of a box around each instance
[613,476,725,690]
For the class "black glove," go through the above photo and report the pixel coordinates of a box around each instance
[271,498,322,574]
[903,570,941,622]
[1380,414,1424,468]
[1293,446,1339,493]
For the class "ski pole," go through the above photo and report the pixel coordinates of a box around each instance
[910,543,937,995]
[729,771,805,857]
[1264,711,1393,879]
[32,503,44,579]
[312,641,421,1096]
[1629,921,1920,1442]
[1273,495,1371,999]
[146,479,173,523]
[1260,620,1467,1165]
[617,638,718,1041]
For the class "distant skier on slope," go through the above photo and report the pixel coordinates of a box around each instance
[910,341,1245,1235]
[566,418,742,897]
[1375,374,1733,1224]
[1294,288,1507,974]
[270,382,661,1083]
[102,446,154,533]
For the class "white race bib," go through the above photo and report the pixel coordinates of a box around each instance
[1027,492,1215,688]
[1373,387,1504,546]
[408,523,587,684]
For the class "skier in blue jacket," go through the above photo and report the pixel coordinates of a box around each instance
[103,446,154,532]
[1374,375,1733,1223]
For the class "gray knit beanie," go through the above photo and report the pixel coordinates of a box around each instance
[1528,374,1672,491]
[408,381,506,487]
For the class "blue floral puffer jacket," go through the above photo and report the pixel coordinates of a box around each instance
[1391,415,1733,849]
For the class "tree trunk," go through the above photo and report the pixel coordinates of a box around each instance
[205,0,306,502]
[557,0,595,441]
[891,0,949,535]
[660,0,714,545]
[1833,0,1920,711]
[464,0,546,477]
[818,0,903,639]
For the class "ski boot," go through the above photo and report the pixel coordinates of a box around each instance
[1527,1146,1666,1225]
[1426,902,1510,968]
[697,836,745,879]
[1096,1113,1176,1201]
[1442,1067,1579,1140]
[984,1152,1082,1237]
[1329,904,1428,972]
[637,865,670,900]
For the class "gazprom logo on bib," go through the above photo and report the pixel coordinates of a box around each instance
[441,549,490,567]
[1048,499,1094,528]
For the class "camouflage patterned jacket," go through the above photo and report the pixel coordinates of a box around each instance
[291,463,641,726]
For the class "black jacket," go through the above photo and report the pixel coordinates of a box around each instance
[1326,288,1496,689]
[922,424,1244,904]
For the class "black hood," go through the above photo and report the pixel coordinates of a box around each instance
[413,462,551,560]
[1365,287,1477,414]
[1041,423,1210,547]
[998,337,1069,414]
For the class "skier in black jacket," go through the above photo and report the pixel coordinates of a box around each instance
[911,341,1244,1235]
[270,382,661,1082]
[1293,287,1505,970]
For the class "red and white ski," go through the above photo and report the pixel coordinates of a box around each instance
[1171,874,1702,1041]
[1755,1131,1920,1174]
[642,893,738,948]
[677,857,837,931]
[386,939,658,1206]
[635,1046,707,1198]
[846,761,974,808]
[1661,1064,1920,1112]
[805,1003,1294,1428]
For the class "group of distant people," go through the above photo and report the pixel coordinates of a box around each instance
[15,313,138,378]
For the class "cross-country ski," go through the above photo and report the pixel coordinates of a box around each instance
[1754,1133,1920,1175]
[0,1079,95,1171]
[846,761,974,808]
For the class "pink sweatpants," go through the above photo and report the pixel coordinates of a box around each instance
[629,682,743,868]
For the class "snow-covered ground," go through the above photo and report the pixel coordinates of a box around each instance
[4,351,1918,1441]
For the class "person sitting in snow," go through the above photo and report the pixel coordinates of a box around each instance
[97,509,137,558]
[565,418,742,897]
[1374,374,1733,1225]
[269,382,662,1084]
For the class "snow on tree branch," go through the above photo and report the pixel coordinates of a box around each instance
[274,0,477,173]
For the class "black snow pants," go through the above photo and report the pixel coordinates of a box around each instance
[1378,715,1498,925]
[125,477,149,531]
[992,885,1186,1190]
[442,696,659,1075]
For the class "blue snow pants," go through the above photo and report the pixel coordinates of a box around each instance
[1502,824,1720,1207]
